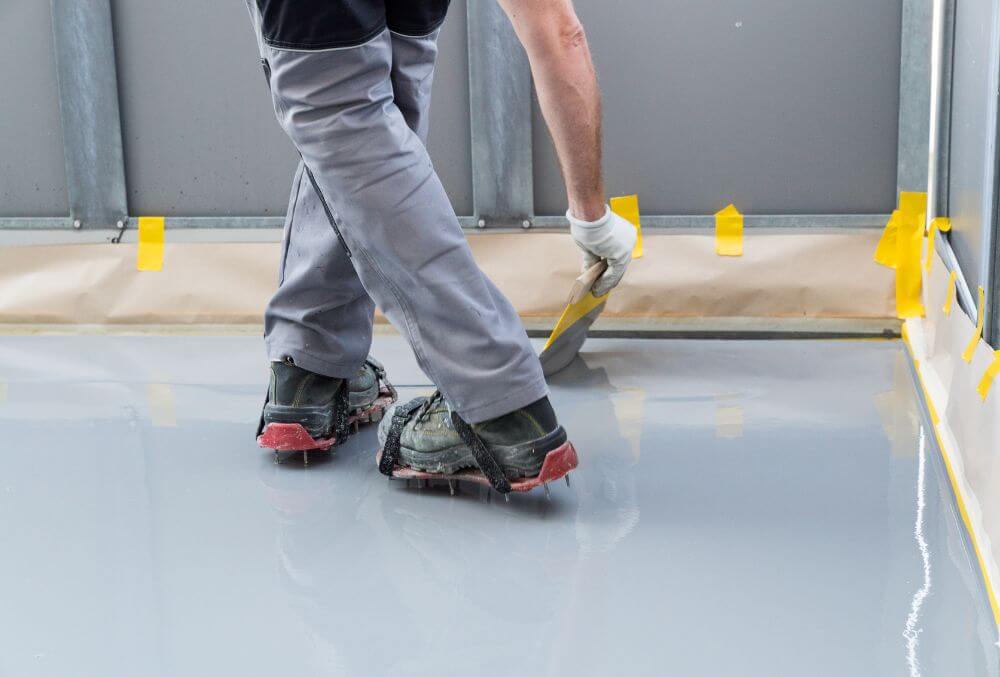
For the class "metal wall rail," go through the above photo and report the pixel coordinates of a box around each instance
[529,214,889,230]
[4,214,891,231]
[937,232,981,321]
[926,0,975,319]
[987,194,1000,342]
[985,0,1000,345]
[976,0,1000,345]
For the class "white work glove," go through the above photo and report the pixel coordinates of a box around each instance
[568,206,637,297]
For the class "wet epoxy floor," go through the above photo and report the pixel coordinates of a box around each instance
[0,335,997,676]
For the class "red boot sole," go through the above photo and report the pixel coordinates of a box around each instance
[257,423,336,451]
[377,441,579,493]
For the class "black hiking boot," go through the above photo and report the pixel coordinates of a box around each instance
[346,356,397,427]
[257,356,397,458]
[376,392,578,495]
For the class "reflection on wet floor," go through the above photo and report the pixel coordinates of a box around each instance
[0,335,997,676]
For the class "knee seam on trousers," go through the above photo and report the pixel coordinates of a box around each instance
[278,166,306,284]
[356,246,448,397]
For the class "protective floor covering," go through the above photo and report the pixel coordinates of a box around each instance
[0,335,997,676]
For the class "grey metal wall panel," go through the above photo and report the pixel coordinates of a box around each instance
[0,2,68,216]
[532,0,903,216]
[110,0,471,217]
[110,0,296,217]
[947,0,998,298]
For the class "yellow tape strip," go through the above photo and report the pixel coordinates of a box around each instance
[899,191,927,224]
[943,270,957,315]
[962,286,986,363]
[611,388,646,463]
[137,216,165,272]
[895,193,927,318]
[715,403,744,439]
[874,211,900,268]
[610,194,643,259]
[147,383,177,427]
[900,327,1000,626]
[977,350,1000,401]
[542,290,607,352]
[925,217,951,273]
[714,204,743,257]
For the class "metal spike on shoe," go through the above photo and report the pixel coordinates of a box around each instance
[303,450,309,466]
[504,493,510,503]
[565,474,571,488]
[448,480,456,496]
[543,482,551,500]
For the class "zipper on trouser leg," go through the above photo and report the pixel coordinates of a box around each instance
[303,164,353,258]
[258,57,352,258]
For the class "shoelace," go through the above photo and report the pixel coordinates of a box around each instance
[416,390,445,423]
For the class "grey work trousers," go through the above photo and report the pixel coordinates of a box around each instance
[247,10,547,423]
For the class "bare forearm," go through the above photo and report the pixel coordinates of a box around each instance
[499,0,606,221]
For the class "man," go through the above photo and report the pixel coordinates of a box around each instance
[248,0,636,494]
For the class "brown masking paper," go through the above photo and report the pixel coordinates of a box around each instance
[0,231,894,324]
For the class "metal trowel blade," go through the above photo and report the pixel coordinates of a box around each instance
[539,261,609,378]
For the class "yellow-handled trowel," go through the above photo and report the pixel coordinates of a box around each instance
[538,259,610,378]
[538,195,641,378]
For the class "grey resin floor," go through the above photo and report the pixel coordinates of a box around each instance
[0,335,997,676]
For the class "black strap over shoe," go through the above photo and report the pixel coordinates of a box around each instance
[379,397,427,476]
[331,382,351,444]
[449,412,513,494]
[378,394,514,494]
[365,356,397,401]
